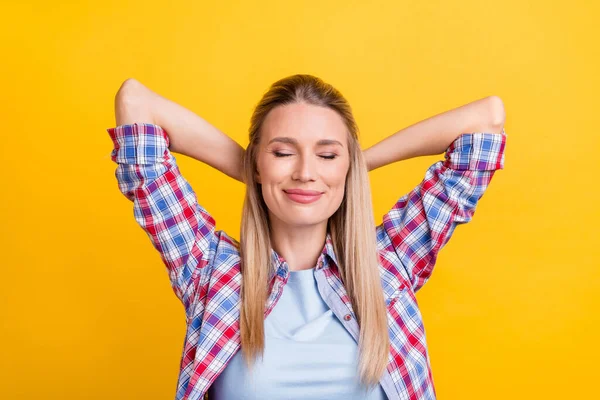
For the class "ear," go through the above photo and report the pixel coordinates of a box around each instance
[255,170,261,184]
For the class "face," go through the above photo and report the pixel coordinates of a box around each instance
[255,102,351,229]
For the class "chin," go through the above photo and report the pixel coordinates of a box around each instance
[286,217,323,226]
[281,215,327,227]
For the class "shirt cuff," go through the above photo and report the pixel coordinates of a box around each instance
[443,129,506,171]
[106,123,170,164]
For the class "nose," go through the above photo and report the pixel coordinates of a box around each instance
[291,153,317,182]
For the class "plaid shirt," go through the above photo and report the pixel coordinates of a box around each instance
[107,123,506,400]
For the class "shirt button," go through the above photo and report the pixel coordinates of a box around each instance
[344,314,352,321]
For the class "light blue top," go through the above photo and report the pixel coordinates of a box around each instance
[208,267,388,400]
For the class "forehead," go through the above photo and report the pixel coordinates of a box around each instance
[261,102,348,145]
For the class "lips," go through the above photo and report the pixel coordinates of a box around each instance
[283,189,323,195]
[283,189,324,204]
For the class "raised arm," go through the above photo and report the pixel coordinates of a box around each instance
[115,78,246,182]
[363,96,505,170]
[108,79,240,317]
[374,97,507,293]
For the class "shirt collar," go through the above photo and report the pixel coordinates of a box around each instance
[268,232,338,282]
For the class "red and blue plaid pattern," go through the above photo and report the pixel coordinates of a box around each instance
[107,123,506,400]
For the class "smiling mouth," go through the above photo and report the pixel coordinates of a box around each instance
[283,190,323,204]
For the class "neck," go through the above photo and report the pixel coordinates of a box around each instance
[269,218,328,271]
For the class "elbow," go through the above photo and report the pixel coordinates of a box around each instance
[487,96,506,128]
[115,78,142,107]
[114,78,154,126]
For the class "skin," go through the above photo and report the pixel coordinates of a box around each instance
[115,79,505,273]
[255,102,351,272]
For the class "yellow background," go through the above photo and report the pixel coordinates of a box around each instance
[1,0,598,399]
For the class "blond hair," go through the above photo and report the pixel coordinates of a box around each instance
[239,74,389,387]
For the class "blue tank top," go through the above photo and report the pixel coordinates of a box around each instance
[208,267,388,399]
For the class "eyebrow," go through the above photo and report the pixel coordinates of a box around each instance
[267,137,344,147]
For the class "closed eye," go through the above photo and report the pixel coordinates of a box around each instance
[273,151,337,160]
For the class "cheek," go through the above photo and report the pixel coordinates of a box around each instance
[257,157,278,183]
[324,164,349,187]
[260,161,288,183]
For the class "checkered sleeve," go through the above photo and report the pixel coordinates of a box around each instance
[107,122,217,313]
[382,129,506,293]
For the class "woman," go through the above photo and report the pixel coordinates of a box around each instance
[107,74,506,400]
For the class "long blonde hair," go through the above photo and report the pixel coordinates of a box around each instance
[239,74,389,387]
